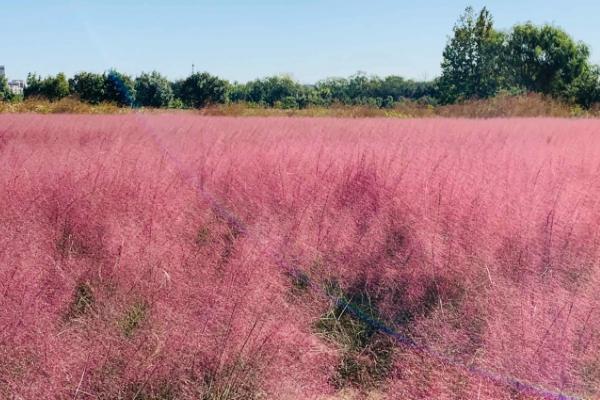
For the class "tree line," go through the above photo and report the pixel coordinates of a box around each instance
[1,7,599,109]
[0,70,438,110]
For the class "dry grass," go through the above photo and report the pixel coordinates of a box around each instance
[435,93,588,118]
[0,97,125,114]
[1,93,598,117]
[199,94,598,118]
[197,102,419,118]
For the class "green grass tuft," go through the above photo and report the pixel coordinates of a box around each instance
[119,300,149,337]
[315,279,395,389]
[66,282,95,320]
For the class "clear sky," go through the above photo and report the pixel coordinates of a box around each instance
[3,0,600,83]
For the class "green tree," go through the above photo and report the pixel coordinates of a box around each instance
[0,75,13,102]
[315,78,351,105]
[347,72,371,101]
[45,73,70,101]
[134,71,173,107]
[179,72,229,108]
[243,75,305,106]
[69,72,105,104]
[567,64,600,108]
[23,73,69,101]
[171,80,184,100]
[439,7,506,103]
[506,23,591,98]
[376,76,408,100]
[227,82,249,103]
[104,70,135,106]
[24,73,43,98]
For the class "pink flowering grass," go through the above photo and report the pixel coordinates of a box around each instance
[1,114,599,399]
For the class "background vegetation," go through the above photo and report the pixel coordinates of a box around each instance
[2,6,600,114]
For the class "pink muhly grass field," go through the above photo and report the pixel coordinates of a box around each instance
[1,114,599,399]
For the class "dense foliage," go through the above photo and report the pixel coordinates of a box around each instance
[24,72,70,101]
[134,71,174,108]
[9,7,600,109]
[103,70,135,107]
[175,72,229,108]
[438,7,600,106]
[69,72,106,104]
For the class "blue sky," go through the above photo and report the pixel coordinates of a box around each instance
[3,0,600,83]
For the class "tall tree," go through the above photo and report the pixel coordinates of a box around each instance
[506,23,591,98]
[438,7,506,103]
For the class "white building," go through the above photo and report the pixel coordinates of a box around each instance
[1,66,26,95]
[9,80,25,95]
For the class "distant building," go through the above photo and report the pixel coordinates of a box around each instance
[9,80,25,95]
[0,66,26,95]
